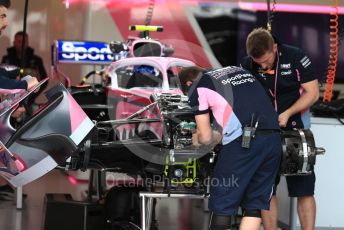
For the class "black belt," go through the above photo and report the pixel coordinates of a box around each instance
[234,129,280,142]
[254,129,281,135]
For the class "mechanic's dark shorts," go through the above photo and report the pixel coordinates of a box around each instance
[273,171,315,197]
[208,132,281,215]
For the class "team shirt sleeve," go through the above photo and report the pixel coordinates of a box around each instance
[188,74,216,115]
[0,75,28,90]
[294,48,317,84]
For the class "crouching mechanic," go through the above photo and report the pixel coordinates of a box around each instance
[179,66,282,230]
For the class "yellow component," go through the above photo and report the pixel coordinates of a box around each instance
[82,77,87,82]
[164,159,197,185]
[128,25,163,32]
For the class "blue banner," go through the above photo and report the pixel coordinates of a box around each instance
[56,40,115,64]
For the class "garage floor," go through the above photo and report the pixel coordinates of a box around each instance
[0,170,277,230]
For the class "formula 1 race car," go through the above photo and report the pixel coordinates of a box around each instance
[47,26,217,199]
[71,56,214,192]
[0,59,215,230]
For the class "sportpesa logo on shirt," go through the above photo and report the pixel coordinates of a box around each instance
[221,73,255,86]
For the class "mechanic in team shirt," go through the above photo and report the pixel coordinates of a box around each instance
[241,27,319,230]
[179,65,281,230]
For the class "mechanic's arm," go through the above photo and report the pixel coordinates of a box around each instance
[193,113,222,146]
[279,79,319,127]
[0,75,39,90]
[0,75,27,89]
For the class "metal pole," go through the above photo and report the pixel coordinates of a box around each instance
[266,0,272,31]
[289,198,297,230]
[146,197,154,230]
[267,0,271,22]
[21,0,29,73]
[141,194,146,230]
[16,186,23,209]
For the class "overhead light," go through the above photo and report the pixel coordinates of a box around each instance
[64,0,70,9]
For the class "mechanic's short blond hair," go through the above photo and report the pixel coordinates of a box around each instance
[246,27,274,58]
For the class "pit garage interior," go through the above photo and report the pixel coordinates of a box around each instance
[0,0,343,230]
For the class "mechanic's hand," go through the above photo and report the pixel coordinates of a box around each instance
[192,133,201,147]
[278,110,291,128]
[205,130,222,151]
[192,131,222,150]
[11,106,26,122]
[212,130,222,145]
[101,72,108,83]
[24,76,39,90]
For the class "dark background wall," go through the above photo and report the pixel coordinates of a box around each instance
[195,9,344,83]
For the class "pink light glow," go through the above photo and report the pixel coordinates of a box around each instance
[62,0,166,5]
[67,175,78,185]
[15,160,26,172]
[239,2,344,14]
[61,0,344,14]
[12,153,28,172]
